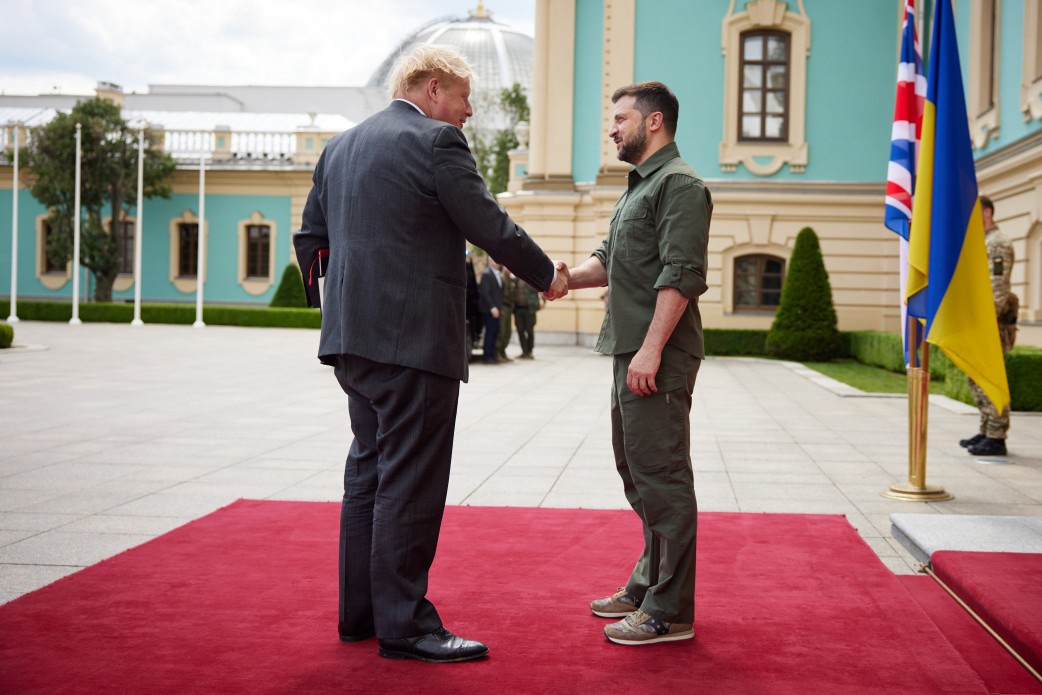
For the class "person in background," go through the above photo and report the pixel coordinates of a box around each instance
[514,279,544,359]
[961,194,1016,457]
[496,267,516,362]
[479,257,505,364]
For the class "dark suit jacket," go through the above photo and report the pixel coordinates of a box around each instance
[297,100,554,383]
[478,267,503,315]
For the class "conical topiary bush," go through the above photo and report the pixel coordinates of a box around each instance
[765,227,843,361]
[269,263,308,308]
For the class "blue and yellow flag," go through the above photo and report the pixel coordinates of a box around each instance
[906,0,1009,412]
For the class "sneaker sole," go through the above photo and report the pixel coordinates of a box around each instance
[591,607,637,618]
[605,630,694,646]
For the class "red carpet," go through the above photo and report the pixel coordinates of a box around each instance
[899,575,1042,694]
[931,551,1042,681]
[0,501,995,694]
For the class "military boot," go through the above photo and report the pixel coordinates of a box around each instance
[959,433,985,448]
[968,437,1007,456]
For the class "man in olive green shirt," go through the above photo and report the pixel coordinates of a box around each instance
[559,81,711,646]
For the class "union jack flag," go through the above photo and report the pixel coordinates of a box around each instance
[886,0,925,237]
[885,0,926,362]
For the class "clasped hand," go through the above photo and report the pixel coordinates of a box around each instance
[542,261,571,301]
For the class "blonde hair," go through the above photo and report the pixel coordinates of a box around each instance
[389,44,476,98]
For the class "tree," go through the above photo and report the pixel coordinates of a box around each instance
[269,263,308,308]
[765,227,844,361]
[467,82,530,195]
[20,97,176,302]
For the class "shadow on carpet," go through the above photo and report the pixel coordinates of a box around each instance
[0,501,999,694]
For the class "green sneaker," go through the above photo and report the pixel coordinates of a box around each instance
[590,588,642,618]
[603,609,693,645]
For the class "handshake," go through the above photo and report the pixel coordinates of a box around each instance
[542,260,571,301]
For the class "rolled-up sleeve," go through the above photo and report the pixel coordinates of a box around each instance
[653,175,711,299]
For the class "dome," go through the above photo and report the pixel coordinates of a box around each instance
[367,3,533,96]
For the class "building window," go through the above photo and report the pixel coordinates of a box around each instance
[178,223,199,277]
[734,254,785,311]
[1021,0,1042,121]
[113,220,135,275]
[245,225,270,279]
[720,0,810,175]
[739,31,790,142]
[969,0,1001,147]
[237,211,278,296]
[978,0,997,118]
[1036,4,1042,81]
[35,214,70,290]
[40,220,65,274]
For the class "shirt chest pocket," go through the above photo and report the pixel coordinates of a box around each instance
[616,204,657,261]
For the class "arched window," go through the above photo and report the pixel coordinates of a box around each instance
[739,31,790,142]
[734,254,785,311]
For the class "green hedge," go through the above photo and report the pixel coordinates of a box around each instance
[0,322,12,349]
[704,329,767,356]
[846,329,1041,411]
[0,300,320,329]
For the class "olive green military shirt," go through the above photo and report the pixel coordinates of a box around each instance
[593,142,712,359]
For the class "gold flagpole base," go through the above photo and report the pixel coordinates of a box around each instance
[882,483,954,502]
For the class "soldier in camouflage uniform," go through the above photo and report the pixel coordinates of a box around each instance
[513,280,543,359]
[962,195,1016,457]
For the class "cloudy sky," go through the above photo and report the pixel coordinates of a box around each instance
[0,0,535,96]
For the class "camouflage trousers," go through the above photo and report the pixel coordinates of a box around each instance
[967,325,1014,439]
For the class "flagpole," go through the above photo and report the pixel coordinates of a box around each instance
[131,126,145,327]
[7,122,20,323]
[193,155,205,328]
[70,123,82,326]
[884,320,952,501]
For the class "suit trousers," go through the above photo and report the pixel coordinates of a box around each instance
[333,354,460,639]
[611,346,700,624]
[482,311,500,361]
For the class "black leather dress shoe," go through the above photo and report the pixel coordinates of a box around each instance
[968,436,1007,456]
[959,433,986,448]
[378,627,489,663]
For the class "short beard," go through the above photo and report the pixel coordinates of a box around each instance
[617,121,648,165]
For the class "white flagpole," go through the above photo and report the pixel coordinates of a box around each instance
[132,127,145,326]
[193,155,205,328]
[7,123,20,323]
[70,123,82,325]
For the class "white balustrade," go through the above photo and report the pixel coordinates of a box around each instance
[162,129,296,163]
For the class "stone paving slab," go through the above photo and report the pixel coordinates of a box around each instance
[891,513,1042,564]
[1,320,1040,603]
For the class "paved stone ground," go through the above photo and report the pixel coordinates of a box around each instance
[1,320,1040,604]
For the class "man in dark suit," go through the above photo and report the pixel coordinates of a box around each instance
[295,44,567,663]
[478,258,504,363]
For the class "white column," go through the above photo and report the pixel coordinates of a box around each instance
[70,123,82,325]
[193,156,206,328]
[132,128,145,326]
[6,123,19,323]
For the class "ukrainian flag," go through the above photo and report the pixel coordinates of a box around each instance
[905,0,1009,412]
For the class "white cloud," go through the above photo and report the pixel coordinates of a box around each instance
[0,0,534,95]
